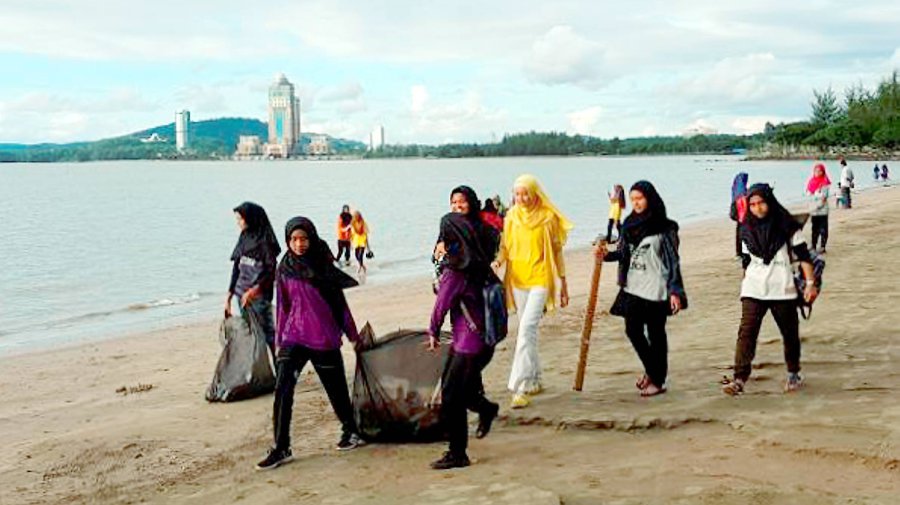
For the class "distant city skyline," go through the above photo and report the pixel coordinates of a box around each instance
[1,1,898,145]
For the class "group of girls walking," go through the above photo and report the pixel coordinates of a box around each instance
[224,170,821,472]
[335,205,371,274]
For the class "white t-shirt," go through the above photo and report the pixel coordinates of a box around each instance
[840,166,854,188]
[740,231,804,300]
[625,235,669,302]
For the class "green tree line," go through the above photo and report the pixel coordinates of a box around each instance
[769,71,899,151]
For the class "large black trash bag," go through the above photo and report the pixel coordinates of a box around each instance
[352,324,451,442]
[205,311,275,402]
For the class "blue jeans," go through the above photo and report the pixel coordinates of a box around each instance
[241,298,275,353]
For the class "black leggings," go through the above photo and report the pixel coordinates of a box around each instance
[606,218,621,242]
[734,298,800,382]
[272,345,356,450]
[336,240,351,262]
[622,295,670,388]
[441,348,495,456]
[355,247,366,266]
[811,215,828,250]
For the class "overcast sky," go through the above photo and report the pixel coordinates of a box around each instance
[1,0,898,144]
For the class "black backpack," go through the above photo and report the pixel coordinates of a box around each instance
[793,251,826,320]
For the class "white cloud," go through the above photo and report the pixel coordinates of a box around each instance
[410,86,430,114]
[318,82,367,115]
[524,26,610,89]
[567,106,604,136]
[401,89,507,143]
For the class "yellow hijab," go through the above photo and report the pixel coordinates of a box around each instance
[506,174,574,241]
[502,174,574,312]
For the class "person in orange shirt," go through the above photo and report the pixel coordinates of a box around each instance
[336,205,353,266]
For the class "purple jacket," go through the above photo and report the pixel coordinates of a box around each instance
[429,269,486,355]
[276,274,359,351]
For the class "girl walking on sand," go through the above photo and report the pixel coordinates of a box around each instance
[427,186,500,470]
[722,184,818,396]
[256,217,365,470]
[350,210,371,275]
[226,202,280,353]
[493,174,573,408]
[806,163,831,253]
[597,181,687,397]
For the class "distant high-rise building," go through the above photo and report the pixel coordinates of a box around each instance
[369,125,385,151]
[175,110,190,151]
[266,73,301,158]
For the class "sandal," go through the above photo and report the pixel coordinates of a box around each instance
[635,375,650,390]
[722,377,745,396]
[640,382,667,397]
[784,372,803,393]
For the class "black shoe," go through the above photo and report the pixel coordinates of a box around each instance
[476,402,500,439]
[255,447,293,471]
[430,451,470,470]
[336,432,366,451]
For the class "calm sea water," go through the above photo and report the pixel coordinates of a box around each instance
[0,156,865,355]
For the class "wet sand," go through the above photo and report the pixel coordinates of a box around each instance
[1,185,898,505]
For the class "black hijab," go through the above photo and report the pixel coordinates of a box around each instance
[339,205,352,226]
[439,212,494,276]
[278,217,358,327]
[739,183,800,265]
[450,185,482,221]
[621,181,678,246]
[231,202,281,262]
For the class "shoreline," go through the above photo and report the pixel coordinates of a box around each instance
[3,180,894,362]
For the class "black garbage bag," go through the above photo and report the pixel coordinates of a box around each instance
[205,312,275,402]
[352,325,451,442]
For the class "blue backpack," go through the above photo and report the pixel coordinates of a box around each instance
[460,274,508,347]
[482,277,508,346]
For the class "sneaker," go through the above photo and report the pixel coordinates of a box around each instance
[336,432,366,451]
[476,402,500,439]
[255,447,293,471]
[510,394,530,409]
[784,372,803,393]
[430,451,470,470]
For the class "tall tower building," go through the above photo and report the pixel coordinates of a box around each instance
[175,110,190,152]
[266,73,301,158]
[369,125,385,150]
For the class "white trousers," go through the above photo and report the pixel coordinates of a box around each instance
[508,287,549,394]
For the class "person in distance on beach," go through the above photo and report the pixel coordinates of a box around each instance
[256,217,365,471]
[595,181,687,397]
[492,174,573,409]
[350,210,371,275]
[722,184,818,396]
[606,184,626,243]
[336,204,353,267]
[227,202,280,353]
[839,158,854,209]
[427,186,500,470]
[480,197,504,233]
[806,163,831,254]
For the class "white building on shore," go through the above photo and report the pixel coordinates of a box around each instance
[175,110,190,151]
[369,125,385,151]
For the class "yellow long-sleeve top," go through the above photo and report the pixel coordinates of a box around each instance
[497,209,567,313]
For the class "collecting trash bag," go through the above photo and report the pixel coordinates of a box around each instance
[352,324,450,442]
[205,312,275,402]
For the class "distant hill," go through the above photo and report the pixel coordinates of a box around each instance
[0,117,367,162]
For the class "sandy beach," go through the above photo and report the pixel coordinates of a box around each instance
[2,185,898,505]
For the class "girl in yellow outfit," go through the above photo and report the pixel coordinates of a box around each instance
[350,210,370,275]
[492,174,574,408]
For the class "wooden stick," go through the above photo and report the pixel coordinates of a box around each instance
[574,247,604,391]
